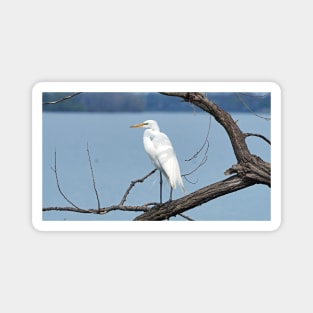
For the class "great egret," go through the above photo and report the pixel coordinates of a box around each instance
[130,119,185,203]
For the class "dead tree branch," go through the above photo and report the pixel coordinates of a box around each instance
[86,143,101,212]
[46,150,158,216]
[160,92,271,187]
[178,213,194,221]
[43,92,82,105]
[119,169,157,205]
[244,132,271,145]
[182,115,211,183]
[134,175,256,221]
[43,205,150,214]
[43,174,255,220]
[51,149,81,210]
[235,93,271,121]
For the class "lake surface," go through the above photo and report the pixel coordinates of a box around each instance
[42,111,271,221]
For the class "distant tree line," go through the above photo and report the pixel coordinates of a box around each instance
[42,92,270,113]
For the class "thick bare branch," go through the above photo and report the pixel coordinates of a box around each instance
[160,92,251,162]
[134,175,256,221]
[43,174,256,220]
[160,92,271,187]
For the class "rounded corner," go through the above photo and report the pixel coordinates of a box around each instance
[268,81,282,94]
[31,218,45,232]
[269,219,282,232]
[32,81,45,94]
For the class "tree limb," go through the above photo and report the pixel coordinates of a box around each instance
[43,92,82,105]
[51,149,81,210]
[87,142,101,211]
[43,205,150,214]
[134,175,256,221]
[160,92,271,187]
[244,132,271,145]
[43,174,256,220]
[119,169,157,205]
[235,93,271,120]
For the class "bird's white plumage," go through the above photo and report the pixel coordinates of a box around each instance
[131,120,184,192]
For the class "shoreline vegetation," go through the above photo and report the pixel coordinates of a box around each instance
[43,92,270,113]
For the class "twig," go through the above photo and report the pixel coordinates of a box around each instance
[50,149,158,216]
[185,115,211,162]
[43,92,82,105]
[237,92,269,98]
[183,176,199,185]
[52,149,81,210]
[86,143,101,212]
[244,133,271,145]
[178,213,194,221]
[119,169,157,205]
[182,115,211,180]
[235,93,271,120]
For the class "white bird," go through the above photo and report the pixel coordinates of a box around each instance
[130,119,185,203]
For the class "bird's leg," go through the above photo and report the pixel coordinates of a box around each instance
[169,187,173,202]
[159,170,163,204]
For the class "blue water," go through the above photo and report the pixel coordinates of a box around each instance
[42,112,271,221]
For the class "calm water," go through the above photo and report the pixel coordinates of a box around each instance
[42,112,271,221]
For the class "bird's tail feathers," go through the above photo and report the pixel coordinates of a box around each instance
[177,175,185,193]
[167,159,185,193]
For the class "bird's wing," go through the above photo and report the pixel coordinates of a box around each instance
[153,133,184,191]
[152,132,173,151]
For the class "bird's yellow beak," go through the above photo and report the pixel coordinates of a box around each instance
[130,123,145,128]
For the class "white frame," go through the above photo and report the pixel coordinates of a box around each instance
[32,82,281,231]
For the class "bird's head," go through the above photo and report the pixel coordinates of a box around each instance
[130,120,159,131]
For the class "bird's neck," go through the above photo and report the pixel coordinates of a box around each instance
[148,124,160,132]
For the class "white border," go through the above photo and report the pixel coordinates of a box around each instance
[32,82,281,231]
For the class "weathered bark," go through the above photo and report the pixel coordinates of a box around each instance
[134,175,256,221]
